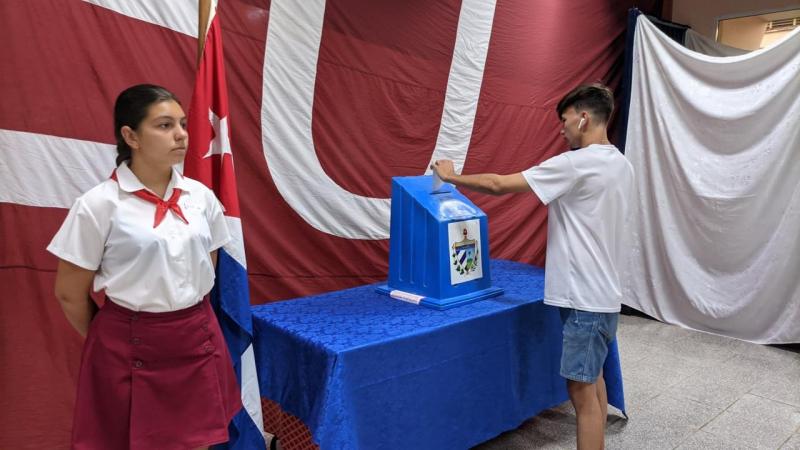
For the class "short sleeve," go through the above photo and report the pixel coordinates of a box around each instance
[205,191,232,252]
[521,153,578,205]
[46,197,106,270]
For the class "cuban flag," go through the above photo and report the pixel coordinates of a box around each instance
[183,2,266,448]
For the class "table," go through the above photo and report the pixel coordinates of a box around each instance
[252,260,625,450]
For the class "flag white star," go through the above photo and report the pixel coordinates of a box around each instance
[204,108,232,158]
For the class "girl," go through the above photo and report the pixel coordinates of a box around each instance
[48,84,242,449]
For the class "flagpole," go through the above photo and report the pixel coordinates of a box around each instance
[198,0,212,66]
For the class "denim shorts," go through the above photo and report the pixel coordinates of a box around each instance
[559,308,619,383]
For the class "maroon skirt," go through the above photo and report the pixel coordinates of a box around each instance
[71,298,242,450]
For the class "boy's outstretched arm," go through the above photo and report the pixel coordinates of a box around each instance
[431,159,531,196]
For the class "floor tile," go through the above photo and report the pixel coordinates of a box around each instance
[701,394,800,449]
[675,430,760,450]
[749,369,800,408]
[664,358,762,409]
[781,433,800,450]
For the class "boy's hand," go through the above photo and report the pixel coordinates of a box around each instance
[431,160,456,182]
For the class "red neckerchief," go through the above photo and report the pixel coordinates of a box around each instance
[111,169,189,228]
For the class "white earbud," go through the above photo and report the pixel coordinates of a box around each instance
[578,117,586,130]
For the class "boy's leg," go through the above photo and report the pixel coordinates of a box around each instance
[559,308,618,449]
[567,379,604,450]
[596,369,608,429]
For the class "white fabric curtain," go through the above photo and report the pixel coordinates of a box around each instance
[622,16,800,344]
[683,28,749,57]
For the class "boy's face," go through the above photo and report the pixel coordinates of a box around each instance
[559,106,585,150]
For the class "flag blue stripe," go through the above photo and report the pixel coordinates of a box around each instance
[211,249,265,449]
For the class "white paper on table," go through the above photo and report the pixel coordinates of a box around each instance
[389,290,424,305]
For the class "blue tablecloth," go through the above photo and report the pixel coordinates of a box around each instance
[252,260,625,450]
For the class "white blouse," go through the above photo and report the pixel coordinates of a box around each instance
[47,162,231,312]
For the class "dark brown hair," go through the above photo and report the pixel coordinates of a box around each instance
[556,83,614,125]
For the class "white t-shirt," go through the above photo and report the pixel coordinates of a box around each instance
[522,144,633,313]
[47,162,231,312]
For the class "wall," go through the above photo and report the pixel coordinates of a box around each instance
[761,29,795,46]
[671,0,800,39]
[717,16,767,49]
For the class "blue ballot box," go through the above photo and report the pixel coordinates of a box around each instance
[376,175,503,309]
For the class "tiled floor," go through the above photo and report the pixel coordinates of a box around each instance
[474,313,800,449]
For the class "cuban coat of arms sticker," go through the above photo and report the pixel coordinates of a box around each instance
[448,219,483,285]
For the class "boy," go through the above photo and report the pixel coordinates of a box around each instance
[431,83,633,449]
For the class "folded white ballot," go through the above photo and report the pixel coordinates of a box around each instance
[431,172,445,193]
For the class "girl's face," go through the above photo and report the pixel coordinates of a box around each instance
[124,100,188,169]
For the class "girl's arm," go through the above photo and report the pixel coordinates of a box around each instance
[54,259,98,337]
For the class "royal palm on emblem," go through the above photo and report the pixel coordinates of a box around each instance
[452,228,479,275]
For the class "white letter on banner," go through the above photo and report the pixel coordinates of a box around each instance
[82,0,198,38]
[261,0,497,239]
